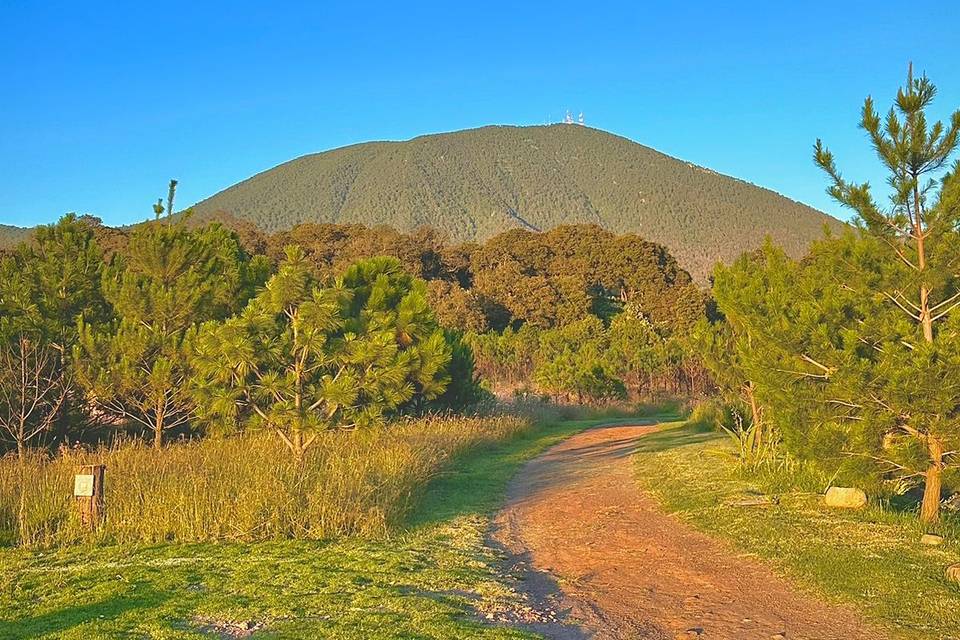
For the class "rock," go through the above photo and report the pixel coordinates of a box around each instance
[921,534,944,546]
[943,493,960,512]
[947,564,960,584]
[824,487,867,509]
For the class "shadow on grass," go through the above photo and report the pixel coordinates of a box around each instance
[0,588,166,639]
[633,420,723,454]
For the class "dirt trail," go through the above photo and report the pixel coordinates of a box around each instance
[490,423,890,640]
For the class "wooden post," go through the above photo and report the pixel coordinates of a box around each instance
[74,464,106,530]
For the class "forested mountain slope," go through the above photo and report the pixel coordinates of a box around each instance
[190,124,844,280]
[0,224,31,251]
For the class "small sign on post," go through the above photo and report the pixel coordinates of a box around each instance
[74,464,105,530]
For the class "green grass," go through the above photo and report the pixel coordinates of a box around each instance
[0,418,601,639]
[633,421,960,640]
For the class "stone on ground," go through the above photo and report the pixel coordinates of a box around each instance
[947,564,960,584]
[920,534,944,546]
[824,487,867,509]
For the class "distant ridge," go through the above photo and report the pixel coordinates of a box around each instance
[190,124,843,281]
[2,125,844,281]
[0,224,31,251]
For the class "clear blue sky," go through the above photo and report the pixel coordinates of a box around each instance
[2,1,958,228]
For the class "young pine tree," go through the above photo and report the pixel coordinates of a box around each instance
[74,219,255,448]
[190,249,453,459]
[709,244,808,456]
[814,66,960,522]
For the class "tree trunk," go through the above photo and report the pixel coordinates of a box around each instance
[17,455,27,545]
[153,411,164,449]
[291,430,305,461]
[744,382,763,453]
[913,175,934,344]
[920,437,943,524]
[919,284,934,343]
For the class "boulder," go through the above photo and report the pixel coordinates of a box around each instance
[943,493,960,512]
[920,534,944,546]
[824,487,867,509]
[946,564,960,584]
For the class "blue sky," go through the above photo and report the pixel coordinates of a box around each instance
[2,1,958,227]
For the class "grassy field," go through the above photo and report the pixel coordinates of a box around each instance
[632,420,960,640]
[1,415,532,546]
[0,417,605,639]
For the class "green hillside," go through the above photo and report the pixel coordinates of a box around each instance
[190,124,844,281]
[0,224,31,251]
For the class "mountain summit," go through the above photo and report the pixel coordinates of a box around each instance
[191,124,840,281]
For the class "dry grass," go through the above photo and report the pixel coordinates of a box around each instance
[0,415,530,547]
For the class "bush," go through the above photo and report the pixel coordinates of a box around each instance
[687,399,738,431]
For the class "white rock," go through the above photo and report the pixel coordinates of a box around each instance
[824,487,867,509]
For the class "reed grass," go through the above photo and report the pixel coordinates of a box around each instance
[0,415,531,547]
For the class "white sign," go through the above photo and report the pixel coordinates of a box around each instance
[74,474,95,497]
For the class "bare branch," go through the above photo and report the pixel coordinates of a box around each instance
[881,291,922,320]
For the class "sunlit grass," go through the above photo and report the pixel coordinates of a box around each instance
[0,415,533,547]
[0,415,604,638]
[633,421,960,640]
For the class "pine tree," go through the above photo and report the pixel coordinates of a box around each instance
[0,214,107,352]
[711,242,837,462]
[0,214,106,451]
[191,249,453,458]
[708,248,786,454]
[534,317,624,403]
[606,313,665,398]
[74,219,254,448]
[814,66,960,522]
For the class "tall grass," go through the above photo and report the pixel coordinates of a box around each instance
[0,415,530,547]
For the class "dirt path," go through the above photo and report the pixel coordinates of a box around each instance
[490,423,890,640]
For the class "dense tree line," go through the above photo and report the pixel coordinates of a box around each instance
[0,215,471,458]
[699,69,960,523]
[262,222,709,332]
[467,311,708,403]
[258,223,712,399]
[0,209,708,456]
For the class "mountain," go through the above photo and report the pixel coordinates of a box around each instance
[0,224,31,251]
[190,124,843,281]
